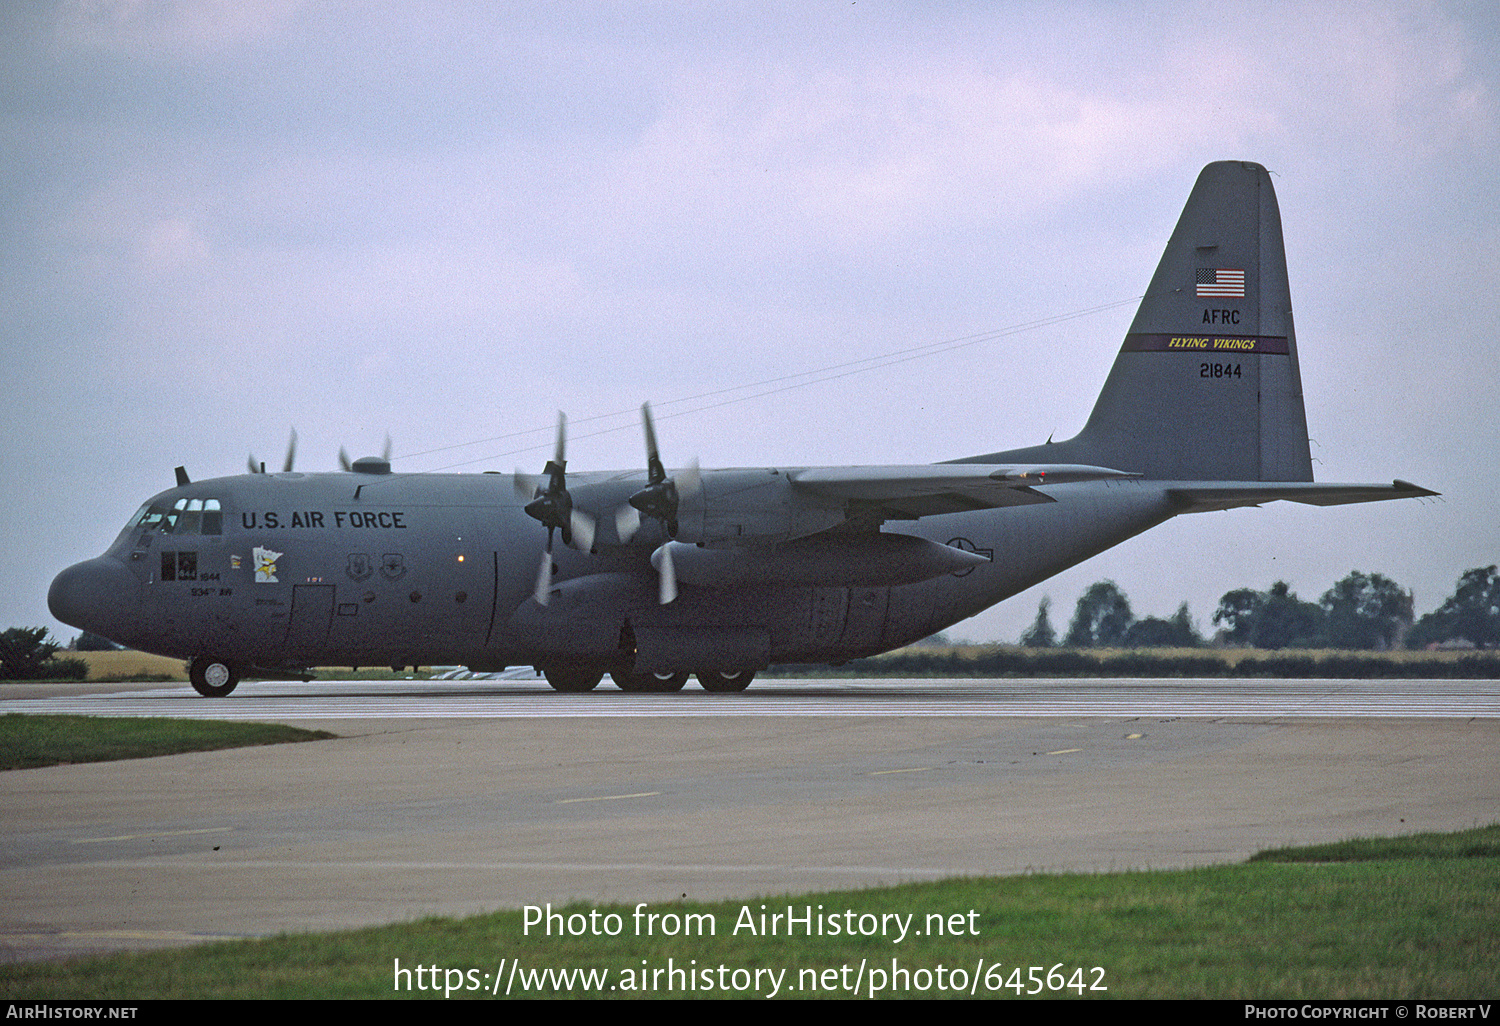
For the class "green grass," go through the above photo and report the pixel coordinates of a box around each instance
[2,827,1495,999]
[1251,823,1500,863]
[0,713,335,770]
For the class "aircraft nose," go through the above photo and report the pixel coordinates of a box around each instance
[48,557,140,645]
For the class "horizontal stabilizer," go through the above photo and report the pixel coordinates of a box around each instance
[791,464,1140,518]
[1169,479,1438,513]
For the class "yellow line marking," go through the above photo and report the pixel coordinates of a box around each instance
[554,791,661,804]
[76,827,232,844]
[1045,748,1082,755]
[869,767,931,775]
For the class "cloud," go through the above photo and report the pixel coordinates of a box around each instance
[57,0,303,58]
[4,1,1498,643]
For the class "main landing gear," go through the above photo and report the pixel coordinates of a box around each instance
[539,666,757,693]
[695,669,754,693]
[541,666,604,692]
[611,670,690,693]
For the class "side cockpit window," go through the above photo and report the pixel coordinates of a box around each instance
[134,498,222,536]
[134,503,170,533]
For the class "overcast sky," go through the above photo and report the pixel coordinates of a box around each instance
[5,1,1497,647]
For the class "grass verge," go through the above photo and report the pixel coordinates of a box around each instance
[773,645,1500,679]
[21,644,1499,685]
[1,826,1495,999]
[0,713,335,770]
[1251,823,1500,863]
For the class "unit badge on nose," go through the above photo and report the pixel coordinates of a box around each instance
[253,546,283,583]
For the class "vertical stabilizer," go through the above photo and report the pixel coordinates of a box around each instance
[975,161,1314,482]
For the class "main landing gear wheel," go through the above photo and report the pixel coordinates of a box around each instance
[611,669,649,693]
[613,670,689,693]
[645,671,689,692]
[697,669,755,693]
[189,656,239,698]
[544,666,603,693]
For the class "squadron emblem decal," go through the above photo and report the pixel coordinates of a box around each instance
[945,537,993,577]
[346,553,373,582]
[253,546,283,583]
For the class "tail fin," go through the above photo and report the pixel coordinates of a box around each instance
[984,160,1314,482]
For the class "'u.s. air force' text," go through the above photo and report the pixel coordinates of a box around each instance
[239,511,408,530]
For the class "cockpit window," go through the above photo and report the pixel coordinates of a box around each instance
[172,498,193,533]
[134,503,173,533]
[134,498,222,536]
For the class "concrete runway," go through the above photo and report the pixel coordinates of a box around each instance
[2,677,1497,961]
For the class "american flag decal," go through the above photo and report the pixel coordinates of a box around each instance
[1196,268,1245,297]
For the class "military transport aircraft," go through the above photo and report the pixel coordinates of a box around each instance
[49,161,1435,696]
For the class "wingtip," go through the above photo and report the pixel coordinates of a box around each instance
[1393,479,1441,498]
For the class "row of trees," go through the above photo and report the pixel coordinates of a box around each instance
[1021,566,1500,650]
[0,627,88,681]
[1021,590,1205,648]
[1406,566,1500,649]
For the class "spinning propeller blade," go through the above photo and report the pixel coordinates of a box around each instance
[249,429,297,475]
[615,504,641,544]
[340,435,391,472]
[523,413,597,603]
[617,402,700,542]
[653,542,678,605]
[534,551,554,606]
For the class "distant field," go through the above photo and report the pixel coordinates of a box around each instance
[28,644,1498,684]
[64,649,187,681]
[28,652,436,683]
[884,643,1482,666]
[772,644,1500,679]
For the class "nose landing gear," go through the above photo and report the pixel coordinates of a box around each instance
[189,656,239,697]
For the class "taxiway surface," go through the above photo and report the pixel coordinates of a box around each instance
[3,677,1496,960]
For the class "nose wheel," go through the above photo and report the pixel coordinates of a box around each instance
[189,656,239,697]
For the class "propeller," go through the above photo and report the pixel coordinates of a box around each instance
[249,429,297,474]
[518,413,596,605]
[651,542,678,604]
[340,435,392,472]
[616,403,701,544]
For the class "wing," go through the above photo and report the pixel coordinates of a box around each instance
[1168,479,1439,513]
[789,464,1141,520]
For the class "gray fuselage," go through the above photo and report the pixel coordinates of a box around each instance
[54,465,1176,674]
